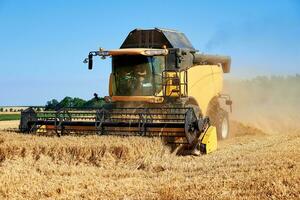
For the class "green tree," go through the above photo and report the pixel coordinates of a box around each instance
[72,98,86,107]
[45,99,59,110]
[83,97,105,108]
[55,97,87,109]
[45,96,105,110]
[58,96,73,108]
[0,108,3,112]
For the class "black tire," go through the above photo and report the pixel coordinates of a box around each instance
[207,100,230,140]
[216,109,229,140]
[185,103,202,119]
[184,103,202,146]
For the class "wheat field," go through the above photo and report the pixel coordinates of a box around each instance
[0,77,298,199]
[0,120,299,199]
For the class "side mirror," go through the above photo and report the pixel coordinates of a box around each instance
[226,99,233,113]
[88,53,93,70]
[225,100,232,105]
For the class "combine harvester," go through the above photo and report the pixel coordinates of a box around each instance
[20,28,232,155]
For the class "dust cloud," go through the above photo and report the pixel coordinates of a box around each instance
[224,75,300,134]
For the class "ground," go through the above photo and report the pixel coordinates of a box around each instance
[0,121,299,199]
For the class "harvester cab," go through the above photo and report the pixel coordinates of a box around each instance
[20,28,232,155]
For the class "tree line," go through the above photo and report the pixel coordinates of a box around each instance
[45,96,106,110]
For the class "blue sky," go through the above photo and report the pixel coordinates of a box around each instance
[0,0,299,105]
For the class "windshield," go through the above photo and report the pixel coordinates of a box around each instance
[112,55,164,96]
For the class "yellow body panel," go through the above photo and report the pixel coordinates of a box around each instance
[200,126,217,154]
[188,65,223,115]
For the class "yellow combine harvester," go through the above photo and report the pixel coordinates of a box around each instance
[20,28,232,155]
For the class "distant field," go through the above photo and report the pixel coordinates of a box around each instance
[0,114,20,121]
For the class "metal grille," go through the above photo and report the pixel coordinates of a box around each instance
[21,107,193,144]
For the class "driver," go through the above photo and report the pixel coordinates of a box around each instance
[133,64,152,95]
[135,64,147,83]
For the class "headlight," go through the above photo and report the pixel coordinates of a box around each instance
[98,51,110,56]
[143,49,168,56]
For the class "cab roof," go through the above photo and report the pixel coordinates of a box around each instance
[120,28,196,51]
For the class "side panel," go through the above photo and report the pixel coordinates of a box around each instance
[211,64,224,96]
[187,65,223,115]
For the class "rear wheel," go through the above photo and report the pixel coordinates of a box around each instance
[207,100,230,140]
[216,109,229,140]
